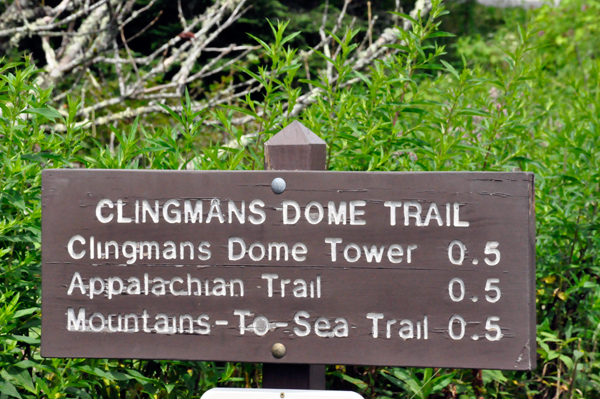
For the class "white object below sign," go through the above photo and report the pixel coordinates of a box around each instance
[201,388,364,399]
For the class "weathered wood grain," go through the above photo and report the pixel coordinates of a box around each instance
[41,170,536,370]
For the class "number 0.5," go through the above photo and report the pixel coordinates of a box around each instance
[485,278,501,303]
[485,316,502,341]
[484,241,500,265]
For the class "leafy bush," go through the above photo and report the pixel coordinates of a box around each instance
[1,0,599,397]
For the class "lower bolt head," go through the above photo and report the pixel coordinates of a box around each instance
[271,343,286,359]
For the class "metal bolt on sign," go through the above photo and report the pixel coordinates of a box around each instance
[271,178,286,194]
[271,343,287,359]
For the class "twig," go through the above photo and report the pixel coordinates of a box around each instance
[357,15,378,53]
[125,10,162,43]
[303,51,313,90]
[367,1,373,47]
[113,39,126,96]
[556,359,561,399]
[120,27,140,86]
[319,0,332,81]
[177,0,187,29]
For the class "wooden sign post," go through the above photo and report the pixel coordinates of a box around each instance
[263,122,327,389]
[41,123,536,376]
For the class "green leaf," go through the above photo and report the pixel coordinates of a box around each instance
[127,369,157,384]
[456,109,491,117]
[298,79,329,92]
[20,152,68,163]
[385,44,410,52]
[23,107,62,121]
[281,31,301,45]
[9,335,40,344]
[401,107,428,115]
[482,369,508,384]
[2,190,26,212]
[13,308,37,318]
[431,373,455,392]
[440,60,460,80]
[560,355,574,370]
[13,360,52,373]
[223,105,257,118]
[0,379,21,399]
[389,11,418,25]
[331,371,368,389]
[247,33,271,53]
[426,32,456,38]
[5,368,34,394]
[352,71,372,86]
[157,103,183,125]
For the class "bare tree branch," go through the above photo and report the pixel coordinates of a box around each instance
[0,0,110,37]
[171,0,248,95]
[4,0,433,134]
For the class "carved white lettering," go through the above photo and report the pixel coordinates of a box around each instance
[67,235,86,259]
[367,313,384,338]
[293,311,311,337]
[328,201,347,225]
[384,201,402,226]
[234,309,252,335]
[163,199,181,223]
[349,200,366,225]
[122,241,137,264]
[387,244,403,263]
[67,272,86,295]
[198,242,211,261]
[325,237,342,262]
[206,199,225,223]
[248,199,266,225]
[142,200,159,223]
[404,201,423,226]
[283,200,301,225]
[140,241,159,260]
[363,245,385,263]
[261,273,278,297]
[184,200,203,223]
[424,202,443,226]
[228,201,245,224]
[107,277,123,299]
[117,200,132,223]
[291,243,307,261]
[96,199,114,223]
[343,243,361,263]
[228,237,245,261]
[305,201,324,224]
[268,242,289,261]
[67,308,86,331]
[315,317,333,338]
[453,202,469,227]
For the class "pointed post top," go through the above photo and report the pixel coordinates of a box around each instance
[264,121,327,171]
[266,121,325,146]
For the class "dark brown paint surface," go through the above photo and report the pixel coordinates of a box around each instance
[42,170,536,369]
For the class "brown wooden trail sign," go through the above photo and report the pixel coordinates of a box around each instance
[41,166,536,370]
